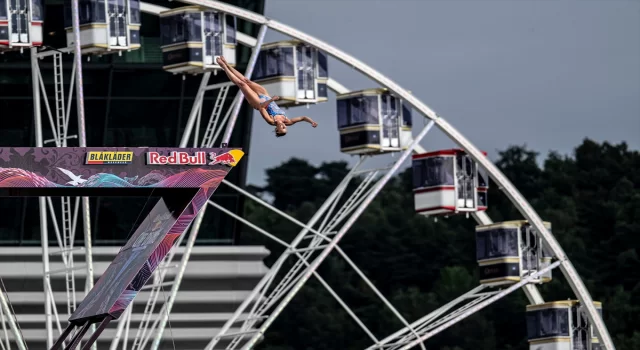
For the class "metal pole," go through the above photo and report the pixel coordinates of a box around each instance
[81,198,94,291]
[29,47,52,350]
[242,120,436,349]
[149,204,208,350]
[71,0,86,145]
[70,2,95,346]
[220,24,268,145]
[0,289,25,350]
[179,73,211,147]
[31,48,44,147]
[109,306,130,350]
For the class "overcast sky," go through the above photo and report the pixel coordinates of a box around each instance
[244,0,640,186]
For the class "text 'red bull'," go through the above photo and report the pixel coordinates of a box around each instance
[146,152,207,165]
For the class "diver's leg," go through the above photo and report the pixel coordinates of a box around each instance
[218,57,244,86]
[218,58,263,109]
[219,56,268,95]
[246,80,268,96]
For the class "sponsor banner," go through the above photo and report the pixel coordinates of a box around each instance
[0,147,244,191]
[86,151,134,165]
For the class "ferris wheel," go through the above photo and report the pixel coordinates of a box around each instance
[0,0,616,349]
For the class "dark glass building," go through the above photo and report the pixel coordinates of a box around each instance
[0,0,265,246]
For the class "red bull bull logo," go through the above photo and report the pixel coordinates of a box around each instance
[209,152,234,166]
[208,150,243,167]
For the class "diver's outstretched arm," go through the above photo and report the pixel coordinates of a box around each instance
[289,116,318,128]
[259,109,275,125]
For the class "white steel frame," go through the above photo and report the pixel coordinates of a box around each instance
[0,1,615,350]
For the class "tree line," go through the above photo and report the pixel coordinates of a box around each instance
[239,139,640,350]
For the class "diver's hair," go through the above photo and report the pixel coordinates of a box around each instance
[275,132,286,138]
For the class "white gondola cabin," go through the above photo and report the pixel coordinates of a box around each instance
[0,0,43,53]
[160,6,237,74]
[336,88,413,154]
[475,220,553,286]
[526,301,603,350]
[412,149,488,216]
[63,0,141,55]
[253,40,328,107]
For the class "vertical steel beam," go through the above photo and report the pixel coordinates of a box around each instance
[70,0,95,346]
[70,0,86,145]
[30,47,52,350]
[241,121,436,349]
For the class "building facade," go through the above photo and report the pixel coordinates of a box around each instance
[0,0,265,246]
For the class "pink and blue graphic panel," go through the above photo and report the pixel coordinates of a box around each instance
[0,147,244,324]
[69,189,215,322]
[0,147,244,194]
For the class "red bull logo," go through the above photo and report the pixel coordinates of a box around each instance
[208,150,243,167]
[146,151,207,165]
[146,150,244,167]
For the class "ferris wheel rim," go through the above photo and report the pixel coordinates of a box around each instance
[146,1,611,349]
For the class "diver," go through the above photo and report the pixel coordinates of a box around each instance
[216,56,318,137]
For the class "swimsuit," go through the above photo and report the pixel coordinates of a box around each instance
[259,94,287,122]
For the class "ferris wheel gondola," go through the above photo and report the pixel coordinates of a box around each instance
[62,0,142,55]
[476,220,554,286]
[160,6,238,74]
[526,300,603,350]
[336,88,413,154]
[0,0,43,52]
[412,149,488,216]
[252,40,329,108]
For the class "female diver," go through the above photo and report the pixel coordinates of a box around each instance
[216,56,318,137]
